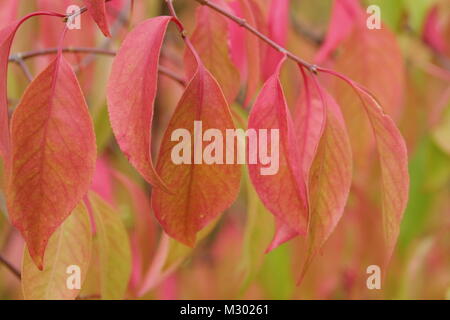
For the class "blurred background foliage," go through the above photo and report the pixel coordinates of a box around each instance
[0,0,449,299]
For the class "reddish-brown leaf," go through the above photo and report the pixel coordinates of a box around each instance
[151,46,241,247]
[7,55,96,269]
[107,16,172,191]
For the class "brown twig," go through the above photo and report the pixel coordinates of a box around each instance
[9,55,33,82]
[0,254,21,280]
[8,48,186,86]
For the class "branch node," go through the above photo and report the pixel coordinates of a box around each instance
[309,64,318,75]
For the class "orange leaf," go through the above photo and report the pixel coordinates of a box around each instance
[107,16,172,192]
[151,46,241,247]
[7,54,96,269]
[187,4,240,103]
[324,69,409,261]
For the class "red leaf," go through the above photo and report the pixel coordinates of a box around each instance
[261,0,290,81]
[314,0,364,64]
[107,16,172,191]
[7,54,96,269]
[151,45,241,247]
[248,59,308,237]
[266,68,326,251]
[84,0,111,37]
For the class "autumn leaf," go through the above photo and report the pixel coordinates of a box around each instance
[21,203,92,300]
[7,54,96,269]
[187,3,240,103]
[324,69,410,261]
[84,0,111,37]
[151,45,241,247]
[265,68,326,251]
[299,81,352,281]
[356,88,409,260]
[314,0,363,64]
[89,192,132,300]
[248,58,308,237]
[107,16,172,192]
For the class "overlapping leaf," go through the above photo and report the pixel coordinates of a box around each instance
[248,59,308,237]
[89,192,132,300]
[107,16,172,191]
[22,203,92,300]
[7,54,96,269]
[299,83,352,280]
[152,46,241,247]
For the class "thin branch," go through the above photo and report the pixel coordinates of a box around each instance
[193,0,318,73]
[8,48,186,86]
[0,254,21,280]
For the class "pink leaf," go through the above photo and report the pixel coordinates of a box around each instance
[107,16,172,192]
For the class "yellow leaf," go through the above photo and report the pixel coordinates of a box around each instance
[21,203,92,300]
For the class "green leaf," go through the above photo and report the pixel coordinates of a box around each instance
[21,203,92,300]
[89,192,132,300]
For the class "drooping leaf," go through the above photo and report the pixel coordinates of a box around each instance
[266,68,326,252]
[333,12,405,181]
[89,191,132,300]
[151,46,241,247]
[7,55,96,269]
[329,72,409,260]
[357,88,409,260]
[299,84,353,281]
[107,16,172,192]
[84,0,111,37]
[187,3,240,103]
[22,203,92,300]
[248,58,308,237]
